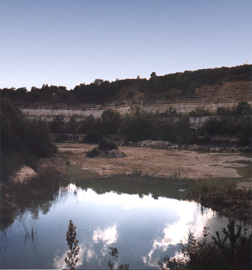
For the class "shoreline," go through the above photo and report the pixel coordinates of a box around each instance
[57,143,251,180]
[2,143,251,229]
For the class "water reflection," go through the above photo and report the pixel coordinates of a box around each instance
[93,225,118,256]
[143,200,215,267]
[0,182,238,269]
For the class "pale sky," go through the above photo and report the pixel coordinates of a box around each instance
[0,0,251,90]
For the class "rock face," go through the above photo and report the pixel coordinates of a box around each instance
[17,73,251,121]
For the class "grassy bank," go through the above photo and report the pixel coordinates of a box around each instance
[187,178,252,224]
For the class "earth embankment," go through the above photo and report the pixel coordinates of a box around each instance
[57,143,251,180]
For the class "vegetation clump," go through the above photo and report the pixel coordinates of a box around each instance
[65,220,80,270]
[1,65,251,104]
[0,98,57,181]
[86,139,124,158]
[47,101,251,148]
[187,179,252,224]
[160,220,252,270]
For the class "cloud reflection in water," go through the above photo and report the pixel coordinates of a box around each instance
[143,199,215,267]
[53,224,118,268]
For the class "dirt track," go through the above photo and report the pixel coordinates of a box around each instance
[57,143,252,180]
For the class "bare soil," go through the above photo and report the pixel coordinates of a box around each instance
[57,143,252,180]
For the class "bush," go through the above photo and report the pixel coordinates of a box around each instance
[86,147,100,158]
[100,109,121,135]
[0,98,57,180]
[98,139,118,151]
[189,108,211,117]
[55,134,69,143]
[78,115,95,134]
[24,119,57,158]
[174,116,191,144]
[161,220,252,270]
[238,116,252,146]
[83,129,102,143]
[86,140,118,158]
[65,116,78,134]
[119,112,157,142]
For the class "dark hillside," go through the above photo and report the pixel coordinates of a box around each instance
[1,64,251,105]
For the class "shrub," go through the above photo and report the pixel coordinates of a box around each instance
[174,116,191,144]
[238,116,252,146]
[159,120,176,142]
[161,220,252,270]
[86,140,118,158]
[98,139,118,151]
[100,109,121,135]
[83,129,102,143]
[86,147,100,158]
[78,115,95,134]
[119,112,157,142]
[55,134,69,143]
[24,119,57,158]
[65,116,78,134]
[0,98,57,181]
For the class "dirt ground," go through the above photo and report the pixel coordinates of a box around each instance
[57,143,252,180]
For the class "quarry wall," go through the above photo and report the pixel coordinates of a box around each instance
[18,80,252,122]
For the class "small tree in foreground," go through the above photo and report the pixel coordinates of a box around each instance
[65,220,80,270]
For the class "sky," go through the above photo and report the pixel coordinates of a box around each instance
[0,0,251,90]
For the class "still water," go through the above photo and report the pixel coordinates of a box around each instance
[1,180,233,269]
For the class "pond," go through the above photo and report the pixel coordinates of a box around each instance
[0,177,238,269]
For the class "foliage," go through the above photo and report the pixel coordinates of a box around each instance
[24,119,57,157]
[188,108,211,117]
[238,115,252,146]
[0,98,56,180]
[78,115,95,133]
[160,117,190,144]
[65,220,80,270]
[65,116,78,134]
[199,109,252,146]
[108,247,129,270]
[235,101,252,115]
[86,139,118,157]
[83,129,102,143]
[55,134,70,143]
[118,111,157,142]
[161,221,252,270]
[86,147,100,158]
[98,139,118,151]
[100,109,121,135]
[49,115,65,133]
[1,65,250,104]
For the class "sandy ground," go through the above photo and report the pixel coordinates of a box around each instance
[57,143,252,180]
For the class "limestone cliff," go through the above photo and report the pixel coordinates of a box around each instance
[8,64,251,121]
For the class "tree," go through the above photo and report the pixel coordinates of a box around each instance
[101,109,121,135]
[1,98,57,180]
[150,72,157,79]
[65,220,80,270]
[119,112,157,142]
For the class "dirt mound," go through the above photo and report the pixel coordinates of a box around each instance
[87,148,126,158]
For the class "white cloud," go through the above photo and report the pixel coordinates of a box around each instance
[143,201,215,267]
